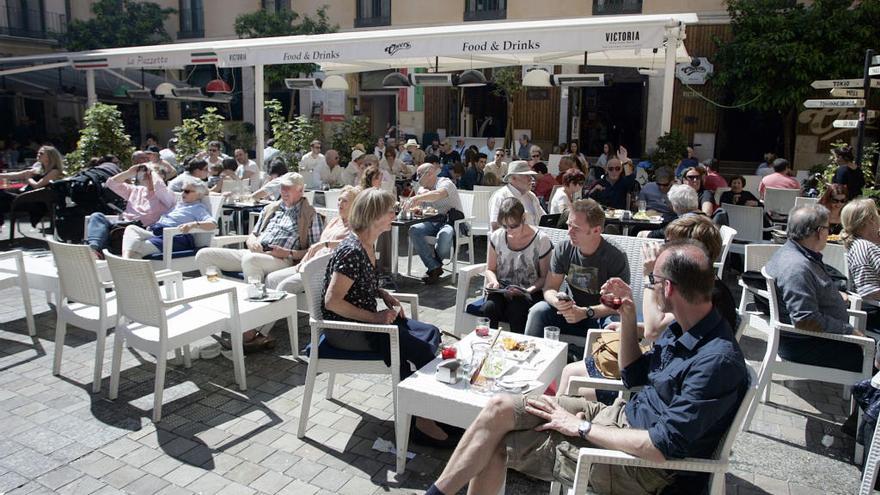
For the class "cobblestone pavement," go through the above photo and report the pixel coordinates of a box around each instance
[0,229,867,494]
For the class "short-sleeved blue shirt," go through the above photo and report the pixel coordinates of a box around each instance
[621,308,748,460]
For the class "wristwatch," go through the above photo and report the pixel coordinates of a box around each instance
[578,420,592,440]
[585,306,595,320]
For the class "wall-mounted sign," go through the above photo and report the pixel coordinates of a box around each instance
[675,57,713,85]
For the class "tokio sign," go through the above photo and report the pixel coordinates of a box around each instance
[803,99,865,108]
[811,78,880,89]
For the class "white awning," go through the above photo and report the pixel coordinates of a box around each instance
[0,13,697,72]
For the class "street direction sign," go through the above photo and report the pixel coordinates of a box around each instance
[834,120,860,128]
[811,79,880,89]
[873,55,880,65]
[870,66,880,76]
[803,99,865,108]
[830,88,865,97]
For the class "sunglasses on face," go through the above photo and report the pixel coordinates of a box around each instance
[646,272,676,289]
[831,197,846,204]
[684,175,701,181]
[209,149,219,153]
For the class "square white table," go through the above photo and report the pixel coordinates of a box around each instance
[395,331,567,474]
[179,277,298,391]
[0,251,111,301]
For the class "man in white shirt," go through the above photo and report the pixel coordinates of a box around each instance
[160,138,178,172]
[299,140,325,189]
[313,149,343,187]
[484,148,508,181]
[479,137,496,158]
[234,148,259,183]
[402,163,463,284]
[452,137,467,158]
[341,149,366,186]
[488,160,545,231]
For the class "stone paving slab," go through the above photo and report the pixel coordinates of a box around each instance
[0,227,868,494]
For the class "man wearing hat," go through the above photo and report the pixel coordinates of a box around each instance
[488,160,546,231]
[146,145,177,182]
[342,149,367,186]
[299,139,326,189]
[402,163,463,284]
[160,138,179,172]
[406,138,426,167]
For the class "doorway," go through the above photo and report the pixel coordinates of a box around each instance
[360,93,396,139]
[578,82,645,158]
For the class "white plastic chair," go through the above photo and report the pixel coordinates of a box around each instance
[153,193,226,271]
[0,250,35,336]
[860,377,880,494]
[761,266,874,463]
[298,253,419,439]
[794,196,818,208]
[763,187,800,216]
[105,253,239,422]
[721,203,773,255]
[406,195,475,283]
[736,244,781,341]
[558,366,758,495]
[323,189,343,210]
[715,225,737,278]
[48,240,118,393]
[714,187,731,205]
[470,190,495,239]
[741,174,762,199]
[822,242,848,279]
[473,185,503,193]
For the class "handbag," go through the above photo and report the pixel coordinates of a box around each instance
[590,333,650,379]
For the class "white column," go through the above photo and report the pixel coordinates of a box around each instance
[255,64,264,169]
[660,26,680,134]
[86,69,97,108]
[242,66,255,129]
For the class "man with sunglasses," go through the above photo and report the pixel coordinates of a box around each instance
[401,163,463,284]
[637,166,675,221]
[299,140,326,190]
[765,204,866,372]
[425,240,748,495]
[484,148,508,179]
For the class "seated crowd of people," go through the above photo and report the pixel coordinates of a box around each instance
[7,131,877,494]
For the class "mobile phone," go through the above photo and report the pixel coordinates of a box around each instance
[135,165,147,185]
[556,293,571,302]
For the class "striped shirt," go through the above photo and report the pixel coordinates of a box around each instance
[424,177,462,214]
[258,201,324,251]
[847,238,880,298]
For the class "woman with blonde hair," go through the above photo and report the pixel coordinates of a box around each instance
[841,198,880,331]
[0,145,65,225]
[321,188,454,447]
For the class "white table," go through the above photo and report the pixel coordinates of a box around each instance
[179,277,298,391]
[0,252,111,300]
[395,331,567,474]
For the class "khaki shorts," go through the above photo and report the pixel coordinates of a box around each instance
[505,396,673,494]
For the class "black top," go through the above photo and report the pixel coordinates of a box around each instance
[719,190,760,206]
[589,172,638,209]
[833,164,865,199]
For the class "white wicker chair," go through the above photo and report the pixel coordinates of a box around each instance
[105,253,239,422]
[556,367,758,495]
[761,266,873,463]
[323,189,343,210]
[406,193,474,283]
[470,189,495,239]
[298,252,419,439]
[715,225,737,278]
[794,196,818,208]
[152,193,226,271]
[860,376,880,494]
[0,250,35,336]
[763,187,800,216]
[736,244,781,341]
[48,240,118,393]
[721,203,774,255]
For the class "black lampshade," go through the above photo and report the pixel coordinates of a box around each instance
[381,71,411,88]
[457,69,487,87]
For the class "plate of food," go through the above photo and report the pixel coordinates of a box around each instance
[633,211,651,221]
[827,233,841,243]
[501,337,537,362]
[605,209,621,219]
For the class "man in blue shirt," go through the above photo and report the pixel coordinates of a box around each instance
[426,240,749,495]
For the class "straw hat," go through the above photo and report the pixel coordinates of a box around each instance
[503,160,537,183]
[404,138,420,149]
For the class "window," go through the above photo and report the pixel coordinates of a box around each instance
[464,0,506,21]
[355,0,390,28]
[261,0,290,12]
[2,0,66,39]
[592,0,642,15]
[178,0,204,39]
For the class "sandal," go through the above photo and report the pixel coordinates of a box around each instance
[242,334,276,354]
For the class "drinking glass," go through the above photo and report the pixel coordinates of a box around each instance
[544,326,560,341]
[638,200,647,213]
[475,317,490,337]
[205,265,220,282]
[477,348,506,394]
[247,276,264,299]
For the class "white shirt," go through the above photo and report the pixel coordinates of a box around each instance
[341,162,361,186]
[485,160,508,180]
[420,177,462,214]
[488,184,546,229]
[313,161,344,186]
[299,152,325,189]
[236,159,259,178]
[479,145,494,157]
[160,148,177,170]
[380,169,395,195]
[381,157,412,179]
[549,187,571,214]
[263,146,280,168]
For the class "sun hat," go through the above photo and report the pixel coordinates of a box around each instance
[405,138,420,148]
[503,160,537,183]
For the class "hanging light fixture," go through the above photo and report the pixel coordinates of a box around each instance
[522,69,552,87]
[457,69,487,87]
[154,82,175,97]
[381,71,411,89]
[205,78,232,93]
[321,74,349,91]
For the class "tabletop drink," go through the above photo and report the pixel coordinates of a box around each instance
[475,317,490,337]
[478,347,506,393]
[206,265,220,282]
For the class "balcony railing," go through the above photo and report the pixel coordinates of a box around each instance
[464,0,506,21]
[355,0,390,28]
[178,6,204,39]
[0,8,66,40]
[592,0,642,15]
